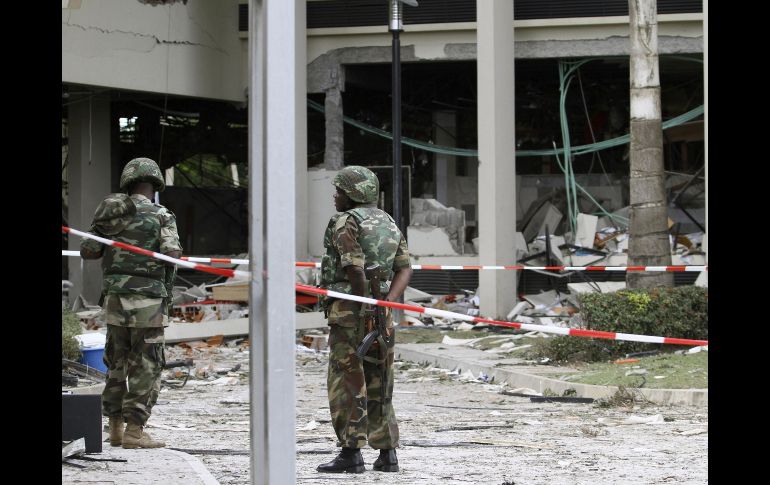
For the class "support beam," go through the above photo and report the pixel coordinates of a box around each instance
[324,87,344,170]
[433,110,456,205]
[67,96,112,304]
[476,0,516,319]
[248,1,298,483]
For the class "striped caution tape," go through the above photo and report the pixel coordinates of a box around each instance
[63,249,250,266]
[62,226,250,279]
[295,284,708,347]
[61,251,706,273]
[305,262,705,272]
[62,226,707,347]
[410,264,707,272]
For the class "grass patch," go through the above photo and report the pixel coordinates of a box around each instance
[62,310,82,360]
[568,351,707,389]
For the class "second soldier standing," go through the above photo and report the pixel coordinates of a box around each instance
[81,157,182,450]
[317,165,413,473]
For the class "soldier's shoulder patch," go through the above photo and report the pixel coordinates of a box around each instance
[333,212,355,231]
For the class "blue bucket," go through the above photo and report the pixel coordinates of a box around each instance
[78,346,107,373]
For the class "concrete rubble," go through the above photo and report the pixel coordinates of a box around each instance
[408,198,466,255]
[63,342,707,484]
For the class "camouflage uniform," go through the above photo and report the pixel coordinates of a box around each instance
[320,166,411,450]
[81,159,181,426]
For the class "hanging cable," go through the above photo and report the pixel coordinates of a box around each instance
[577,69,618,200]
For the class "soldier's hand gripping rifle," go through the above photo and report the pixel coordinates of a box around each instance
[355,264,395,360]
[355,263,396,408]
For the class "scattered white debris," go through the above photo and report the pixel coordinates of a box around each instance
[597,414,666,426]
[625,369,648,376]
[298,420,319,431]
[687,345,708,354]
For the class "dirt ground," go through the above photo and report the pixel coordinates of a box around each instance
[147,344,708,484]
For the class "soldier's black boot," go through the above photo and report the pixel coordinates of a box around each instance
[316,447,365,473]
[372,449,399,472]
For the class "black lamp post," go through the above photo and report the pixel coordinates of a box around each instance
[389,0,417,234]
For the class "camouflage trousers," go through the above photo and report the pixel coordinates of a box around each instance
[326,298,399,450]
[101,294,166,426]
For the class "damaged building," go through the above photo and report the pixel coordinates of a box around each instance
[63,0,706,318]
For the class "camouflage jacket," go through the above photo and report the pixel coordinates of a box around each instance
[320,204,410,297]
[81,194,182,298]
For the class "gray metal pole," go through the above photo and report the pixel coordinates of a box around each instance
[390,0,403,234]
[248,1,297,484]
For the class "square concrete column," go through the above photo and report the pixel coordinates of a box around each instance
[67,96,112,305]
[324,87,344,170]
[433,110,456,206]
[476,0,516,319]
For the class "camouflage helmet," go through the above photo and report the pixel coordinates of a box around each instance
[92,193,136,236]
[332,165,379,204]
[119,157,165,192]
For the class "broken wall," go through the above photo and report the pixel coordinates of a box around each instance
[408,198,466,256]
[62,0,245,102]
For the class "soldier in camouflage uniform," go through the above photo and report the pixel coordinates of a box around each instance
[80,157,182,450]
[317,165,413,473]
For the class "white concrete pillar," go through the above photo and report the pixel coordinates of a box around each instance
[433,110,456,205]
[67,96,112,305]
[476,0,516,319]
[295,2,308,261]
[248,1,298,483]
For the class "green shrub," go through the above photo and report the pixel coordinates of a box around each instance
[535,286,708,363]
[62,310,82,360]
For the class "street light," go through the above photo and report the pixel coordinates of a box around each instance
[389,0,416,326]
[389,0,417,234]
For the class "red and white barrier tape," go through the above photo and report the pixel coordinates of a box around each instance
[303,262,707,272]
[62,252,706,273]
[62,226,707,347]
[182,256,250,265]
[295,284,708,347]
[62,226,251,279]
[410,264,707,272]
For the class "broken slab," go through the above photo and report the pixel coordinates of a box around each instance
[694,271,707,288]
[209,282,248,302]
[405,285,433,302]
[165,312,327,343]
[522,290,564,311]
[407,225,460,256]
[409,197,466,254]
[575,213,599,248]
[522,202,563,242]
[506,301,533,320]
[567,281,627,294]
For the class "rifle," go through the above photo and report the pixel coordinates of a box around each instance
[355,264,395,405]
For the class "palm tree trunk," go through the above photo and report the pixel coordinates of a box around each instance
[627,0,673,288]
